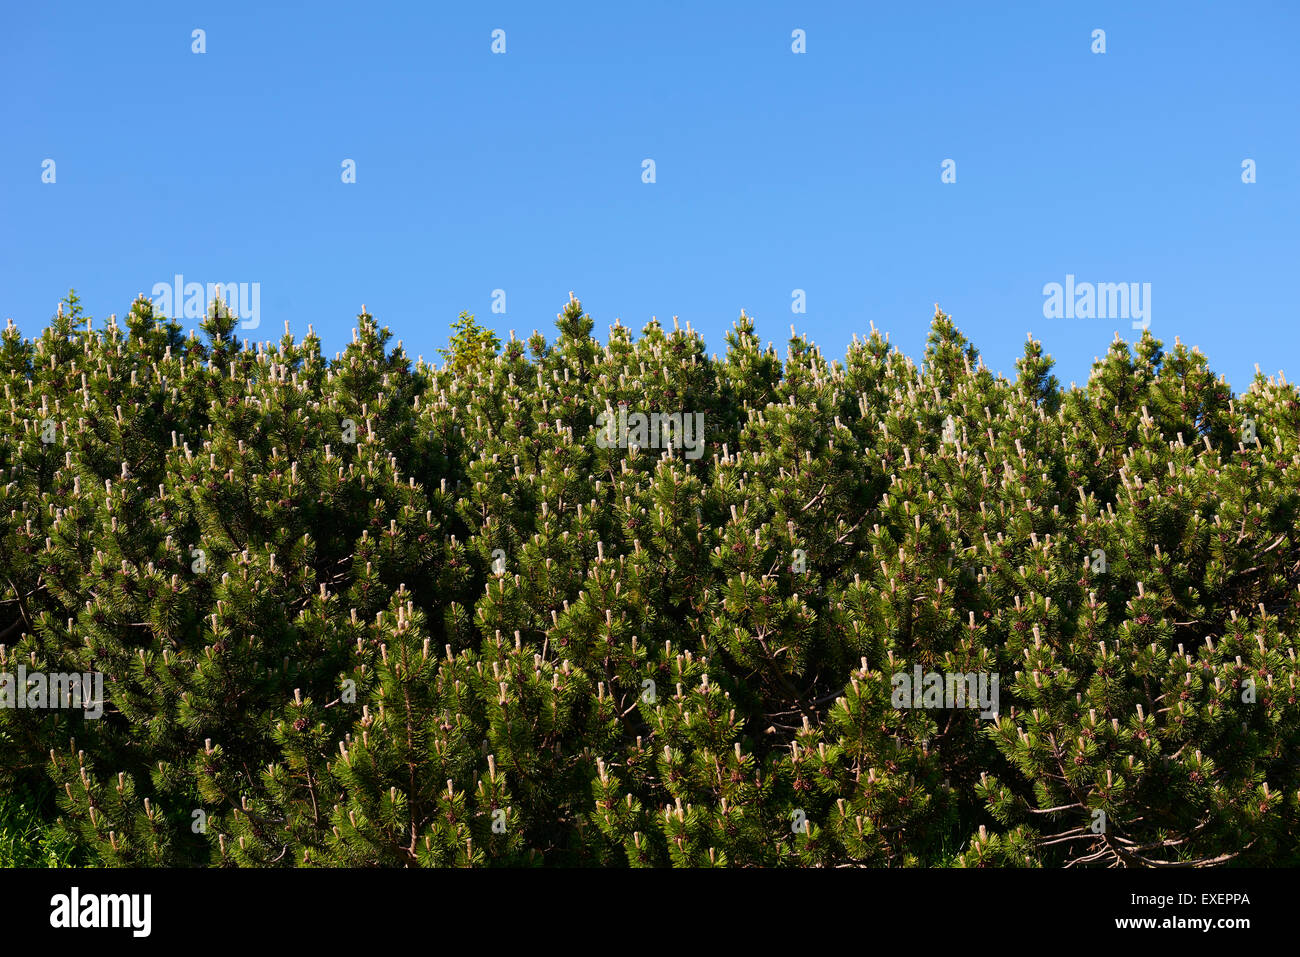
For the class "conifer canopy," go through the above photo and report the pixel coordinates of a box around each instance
[1,291,1297,867]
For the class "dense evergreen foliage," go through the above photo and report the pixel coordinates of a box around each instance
[2,290,1297,867]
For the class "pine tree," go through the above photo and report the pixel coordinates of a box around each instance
[1,291,1297,868]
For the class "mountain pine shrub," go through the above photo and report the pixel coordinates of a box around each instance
[1,290,1297,867]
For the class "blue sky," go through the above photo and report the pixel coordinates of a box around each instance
[2,1,1296,392]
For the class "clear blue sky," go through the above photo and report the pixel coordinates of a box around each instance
[2,1,1296,392]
